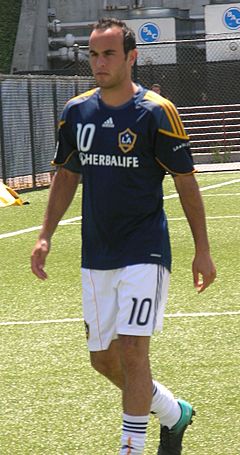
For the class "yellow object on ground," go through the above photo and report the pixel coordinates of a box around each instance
[0,183,24,207]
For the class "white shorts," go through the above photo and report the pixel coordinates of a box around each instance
[82,263,170,352]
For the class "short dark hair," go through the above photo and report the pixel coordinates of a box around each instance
[151,84,161,90]
[92,17,136,55]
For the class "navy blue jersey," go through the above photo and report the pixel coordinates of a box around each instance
[53,85,194,271]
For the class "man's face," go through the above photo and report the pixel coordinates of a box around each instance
[152,86,161,95]
[89,26,135,89]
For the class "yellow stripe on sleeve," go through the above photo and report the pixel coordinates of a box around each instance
[155,156,196,176]
[66,87,98,105]
[58,120,66,128]
[144,91,189,139]
[164,101,186,137]
[51,149,76,167]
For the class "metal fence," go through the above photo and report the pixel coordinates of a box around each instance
[53,35,240,106]
[1,36,240,189]
[136,36,240,107]
[0,75,96,189]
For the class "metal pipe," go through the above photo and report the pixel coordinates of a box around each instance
[48,36,89,47]
[48,20,95,33]
[57,21,95,28]
[47,48,89,61]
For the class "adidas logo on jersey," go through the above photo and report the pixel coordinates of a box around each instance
[102,117,115,128]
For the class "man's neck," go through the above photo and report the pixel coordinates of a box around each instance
[100,82,139,107]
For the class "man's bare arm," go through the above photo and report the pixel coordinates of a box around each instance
[31,167,81,280]
[174,173,216,293]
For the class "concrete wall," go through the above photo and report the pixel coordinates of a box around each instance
[49,0,105,22]
[11,0,240,72]
[48,0,240,21]
[128,1,209,15]
[11,0,49,72]
[161,0,210,16]
[49,0,210,21]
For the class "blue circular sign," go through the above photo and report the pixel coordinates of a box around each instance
[139,22,160,43]
[223,7,240,30]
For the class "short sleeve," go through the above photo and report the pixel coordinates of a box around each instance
[52,120,82,174]
[154,132,194,175]
[146,94,195,175]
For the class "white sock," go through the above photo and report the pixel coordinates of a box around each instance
[150,380,181,429]
[119,413,150,454]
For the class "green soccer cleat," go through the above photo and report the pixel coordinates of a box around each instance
[157,399,195,455]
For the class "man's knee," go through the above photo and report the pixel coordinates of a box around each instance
[90,341,123,386]
[90,351,109,375]
[118,335,151,371]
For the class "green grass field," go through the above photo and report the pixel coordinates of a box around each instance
[0,172,240,454]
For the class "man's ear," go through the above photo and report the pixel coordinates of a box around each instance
[129,48,138,66]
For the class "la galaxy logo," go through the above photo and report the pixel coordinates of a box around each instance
[118,128,137,153]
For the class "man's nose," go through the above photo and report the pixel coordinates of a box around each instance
[96,55,106,67]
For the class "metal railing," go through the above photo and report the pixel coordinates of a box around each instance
[179,104,240,164]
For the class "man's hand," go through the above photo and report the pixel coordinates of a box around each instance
[31,238,51,280]
[192,251,216,293]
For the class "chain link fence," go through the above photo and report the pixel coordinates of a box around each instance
[1,36,240,189]
[136,36,240,107]
[48,35,240,106]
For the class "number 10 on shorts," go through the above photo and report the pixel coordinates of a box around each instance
[128,298,152,326]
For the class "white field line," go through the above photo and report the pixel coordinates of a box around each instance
[0,217,82,239]
[168,215,240,221]
[0,213,239,240]
[0,214,239,240]
[164,178,240,199]
[202,193,240,197]
[198,179,240,191]
[0,311,240,327]
[0,179,239,240]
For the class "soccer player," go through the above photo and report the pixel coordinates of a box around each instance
[31,17,216,455]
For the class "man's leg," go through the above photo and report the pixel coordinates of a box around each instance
[86,266,194,454]
[91,335,151,454]
[90,336,152,413]
[118,335,152,414]
[90,339,124,388]
[90,341,194,455]
[118,334,152,454]
[91,343,182,422]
